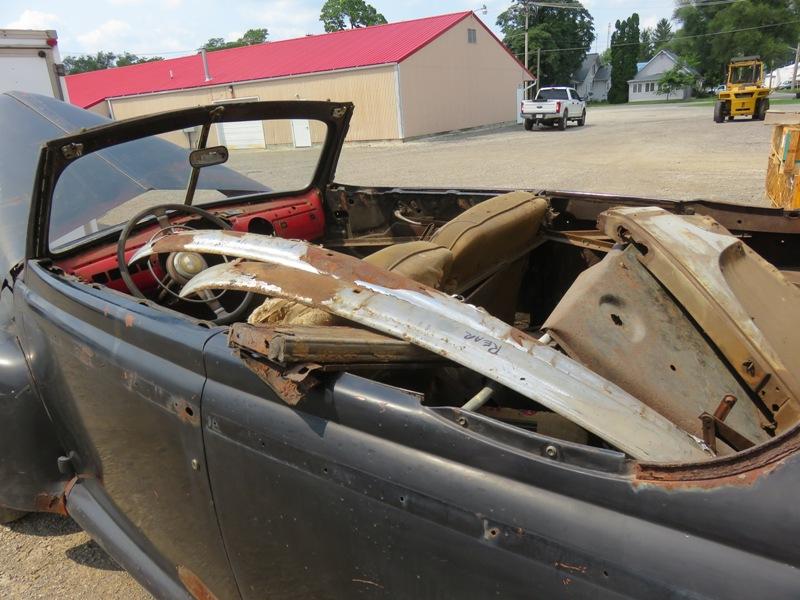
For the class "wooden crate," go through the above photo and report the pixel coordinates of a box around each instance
[766,123,800,209]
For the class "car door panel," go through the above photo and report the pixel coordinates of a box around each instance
[15,260,239,599]
[201,335,800,599]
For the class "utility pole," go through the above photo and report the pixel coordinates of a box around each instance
[536,48,541,94]
[793,43,800,91]
[517,1,582,94]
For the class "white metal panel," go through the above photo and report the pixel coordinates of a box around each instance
[0,52,55,96]
[218,119,266,149]
[290,119,311,147]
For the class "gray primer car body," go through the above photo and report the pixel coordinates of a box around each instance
[2,92,800,599]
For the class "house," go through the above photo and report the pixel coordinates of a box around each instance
[590,65,612,102]
[570,53,611,102]
[628,49,699,102]
[65,11,531,143]
[571,53,600,99]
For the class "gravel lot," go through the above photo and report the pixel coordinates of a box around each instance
[1,101,793,600]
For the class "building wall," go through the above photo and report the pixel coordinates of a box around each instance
[629,80,691,102]
[590,79,610,102]
[636,51,677,80]
[398,14,529,138]
[108,65,400,144]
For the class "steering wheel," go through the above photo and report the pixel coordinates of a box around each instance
[117,203,255,325]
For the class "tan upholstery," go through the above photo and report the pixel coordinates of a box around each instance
[249,192,548,326]
[430,190,548,294]
[363,240,453,288]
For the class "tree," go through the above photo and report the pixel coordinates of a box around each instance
[496,2,595,86]
[320,0,387,33]
[115,52,163,67]
[672,0,800,85]
[639,27,654,62]
[201,28,269,52]
[652,17,673,52]
[658,64,697,100]
[608,13,640,103]
[63,51,163,74]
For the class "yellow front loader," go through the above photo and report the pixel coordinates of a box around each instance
[714,56,770,123]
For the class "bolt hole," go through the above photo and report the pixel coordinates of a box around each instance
[610,313,623,326]
[603,570,609,578]
[323,467,328,474]
[399,496,406,503]
[772,404,780,412]
[489,528,498,537]
[184,406,194,417]
[669,364,676,372]
[352,289,361,294]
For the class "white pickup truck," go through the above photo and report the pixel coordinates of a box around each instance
[521,86,586,131]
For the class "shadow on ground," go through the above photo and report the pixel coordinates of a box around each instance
[6,512,81,536]
[65,539,123,571]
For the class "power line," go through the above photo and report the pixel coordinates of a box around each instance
[509,18,800,55]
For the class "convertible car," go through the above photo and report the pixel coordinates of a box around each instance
[1,92,800,599]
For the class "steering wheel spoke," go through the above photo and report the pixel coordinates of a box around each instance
[117,203,254,325]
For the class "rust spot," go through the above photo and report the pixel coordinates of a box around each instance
[172,397,200,426]
[635,423,800,489]
[555,561,588,574]
[124,314,135,328]
[178,565,219,600]
[34,492,67,515]
[240,354,319,406]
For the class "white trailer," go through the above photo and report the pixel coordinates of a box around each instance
[0,29,68,100]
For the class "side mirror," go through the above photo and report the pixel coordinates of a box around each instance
[189,145,229,168]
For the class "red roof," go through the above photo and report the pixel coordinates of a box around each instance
[68,11,520,109]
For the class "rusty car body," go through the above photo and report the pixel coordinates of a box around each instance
[2,91,800,599]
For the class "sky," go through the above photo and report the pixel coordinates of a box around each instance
[1,0,679,58]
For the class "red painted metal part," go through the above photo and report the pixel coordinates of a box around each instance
[56,189,325,292]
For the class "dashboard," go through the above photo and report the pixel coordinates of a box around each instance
[57,190,325,294]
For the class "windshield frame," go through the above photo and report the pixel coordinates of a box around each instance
[28,100,353,259]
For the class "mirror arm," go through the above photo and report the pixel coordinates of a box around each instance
[184,122,211,206]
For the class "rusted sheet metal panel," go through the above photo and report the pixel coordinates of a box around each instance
[132,230,710,462]
[229,323,439,365]
[544,246,770,453]
[600,207,800,434]
[238,354,319,406]
[636,421,800,489]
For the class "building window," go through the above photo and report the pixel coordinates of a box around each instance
[467,28,477,43]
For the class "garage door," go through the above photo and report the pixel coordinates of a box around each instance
[218,119,266,149]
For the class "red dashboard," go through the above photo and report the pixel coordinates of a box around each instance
[57,190,326,293]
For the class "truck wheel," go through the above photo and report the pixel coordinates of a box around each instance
[577,110,586,126]
[0,506,27,524]
[713,101,725,123]
[754,99,768,121]
[559,110,568,130]
[524,118,534,131]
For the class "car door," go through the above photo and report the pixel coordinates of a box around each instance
[569,88,582,118]
[15,262,240,599]
[200,333,800,599]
